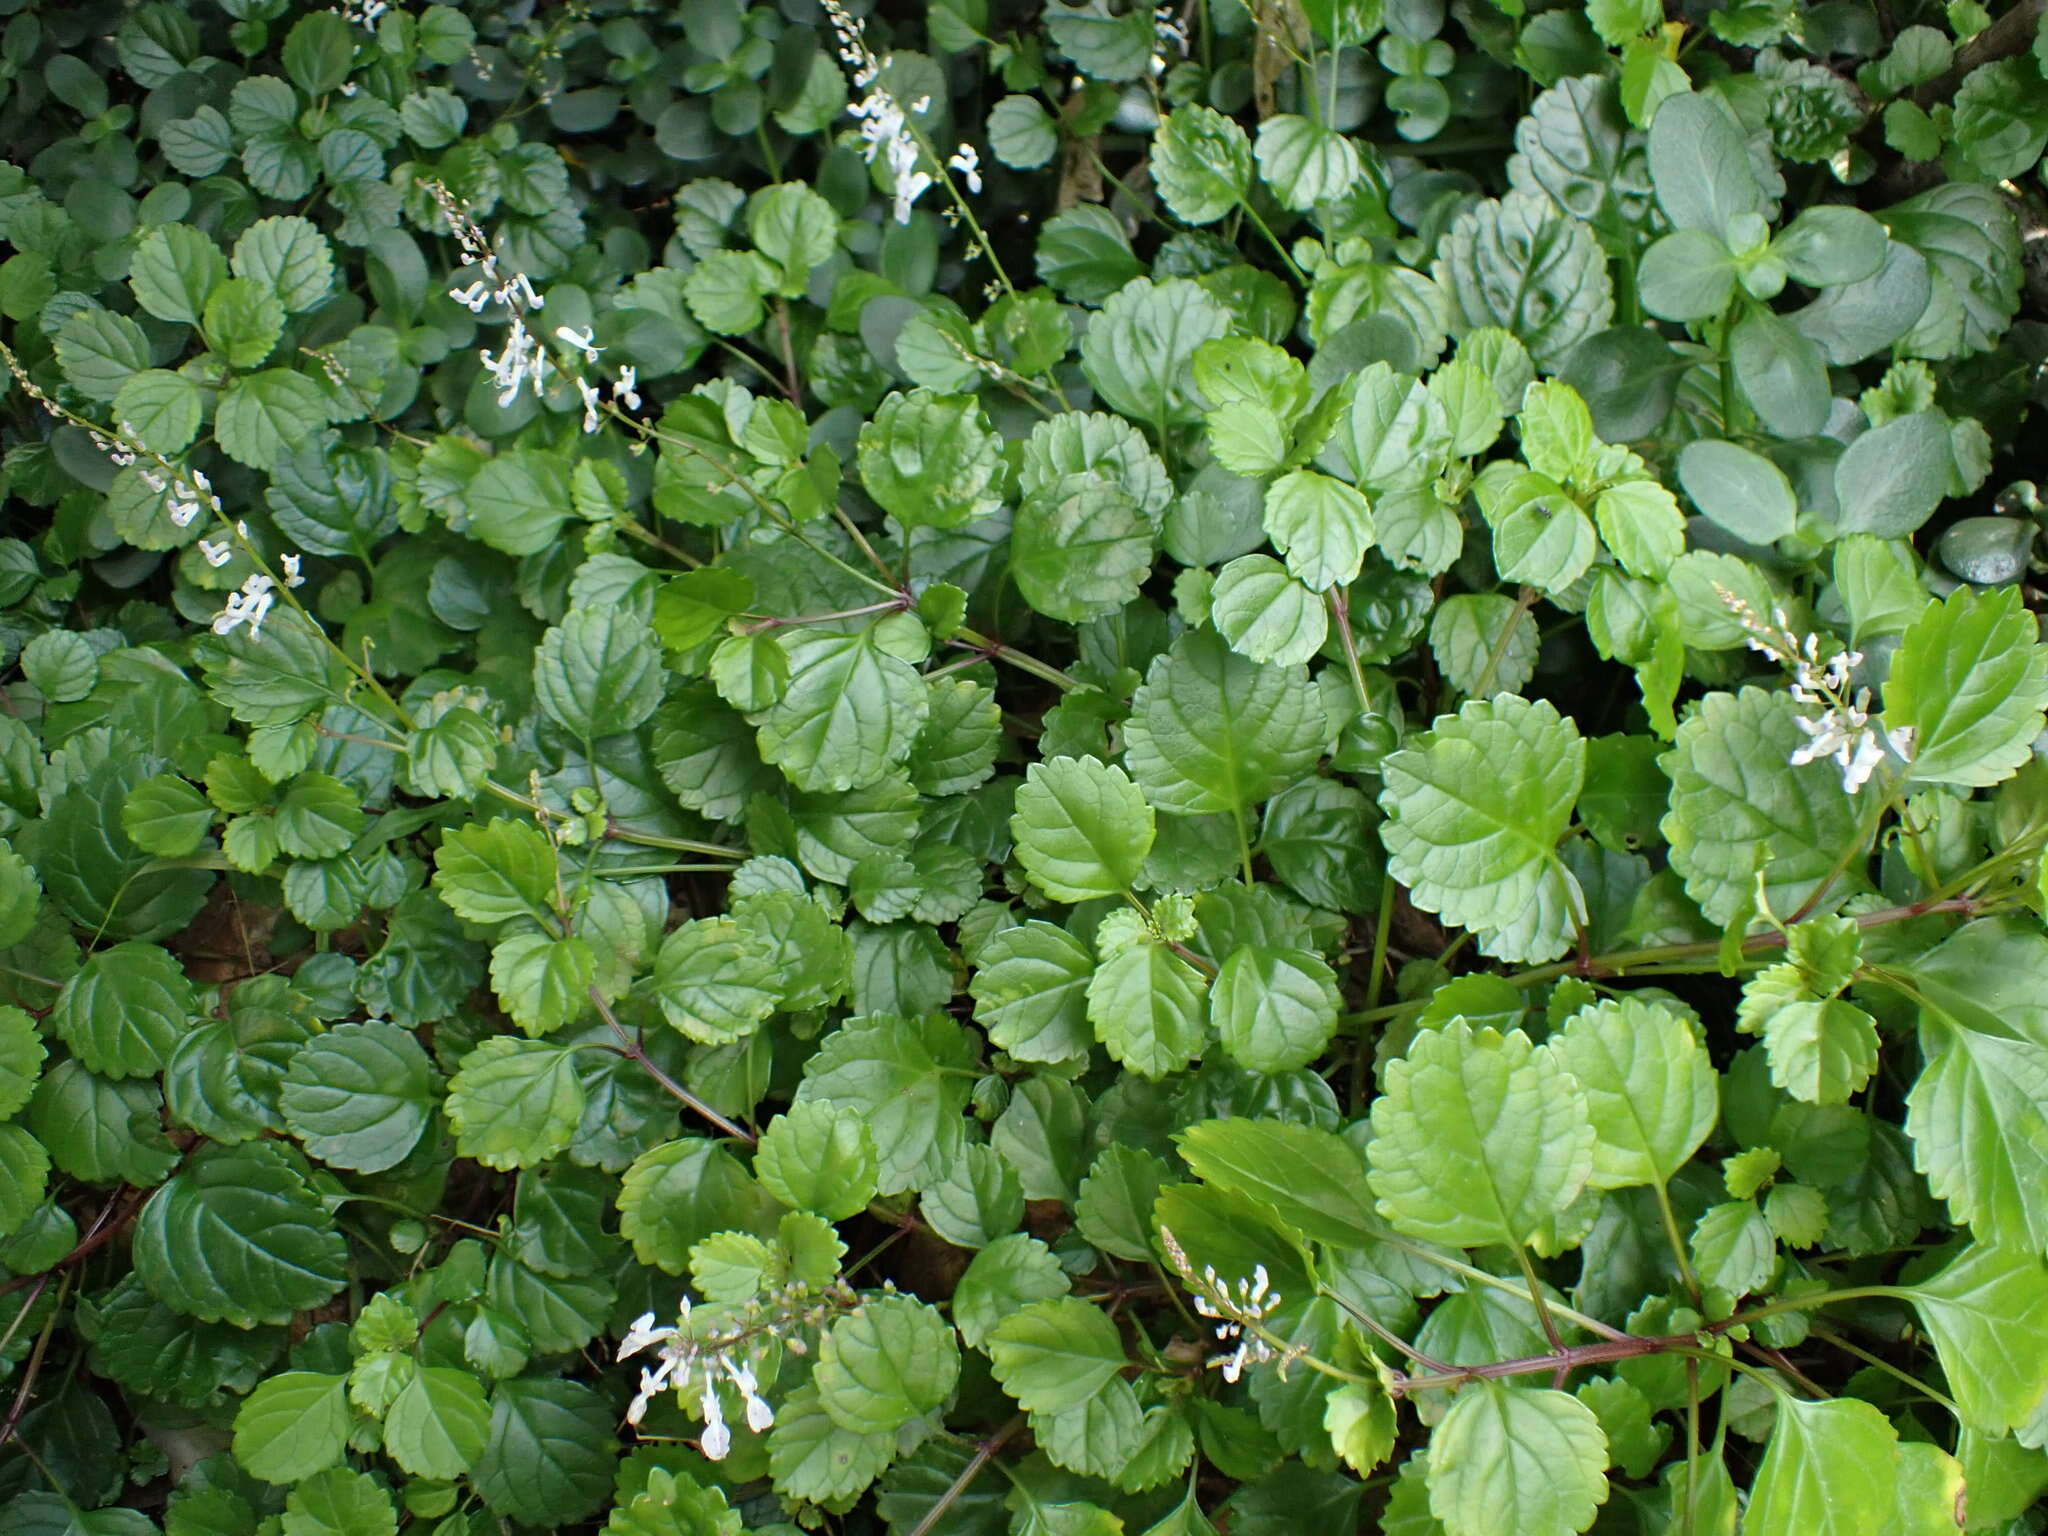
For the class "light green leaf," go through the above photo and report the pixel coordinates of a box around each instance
[1076,1146,1173,1262]
[797,1013,977,1194]
[466,449,573,557]
[1210,945,1340,1073]
[1434,192,1615,369]
[133,1143,349,1327]
[755,1101,879,1219]
[1368,1020,1595,1248]
[383,1366,492,1479]
[1012,476,1157,624]
[1210,556,1328,667]
[1900,1243,2048,1437]
[433,818,556,926]
[1689,1199,1777,1296]
[279,1020,435,1173]
[650,917,779,1044]
[1429,594,1540,698]
[769,1383,896,1508]
[1637,229,1740,321]
[1154,107,1253,224]
[202,276,286,368]
[754,626,929,793]
[1646,90,1769,234]
[232,1371,350,1484]
[282,1467,397,1536]
[1759,999,1881,1105]
[1124,630,1325,817]
[749,183,839,294]
[1264,470,1377,591]
[1012,756,1155,903]
[1079,277,1232,428]
[1086,939,1207,1079]
[1884,584,2048,788]
[987,1297,1128,1413]
[1378,694,1586,965]
[487,930,591,1036]
[1902,921,2048,1255]
[445,1037,583,1171]
[617,1137,770,1274]
[1426,1384,1609,1536]
[1552,997,1718,1188]
[1177,1119,1377,1249]
[859,389,1006,530]
[1745,1394,1899,1536]
[1660,688,1865,926]
[816,1295,960,1433]
[1254,115,1364,210]
[970,920,1098,1063]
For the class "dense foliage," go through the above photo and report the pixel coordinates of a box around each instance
[2,0,2048,1530]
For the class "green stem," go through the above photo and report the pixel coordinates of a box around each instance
[1240,202,1308,286]
[1653,1180,1701,1305]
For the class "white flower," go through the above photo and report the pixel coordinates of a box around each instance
[168,500,200,528]
[577,377,603,434]
[699,1384,731,1461]
[613,365,641,411]
[280,553,305,587]
[948,144,983,194]
[480,315,549,407]
[824,0,939,224]
[449,279,494,313]
[196,538,233,568]
[555,325,602,362]
[211,574,276,641]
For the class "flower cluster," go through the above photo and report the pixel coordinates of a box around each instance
[821,0,980,223]
[1720,587,1916,794]
[1150,6,1192,78]
[337,0,388,27]
[619,1300,777,1458]
[1160,1228,1283,1384]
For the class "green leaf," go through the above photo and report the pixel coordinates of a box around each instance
[1254,115,1364,210]
[618,1137,770,1273]
[1378,694,1586,965]
[1368,1020,1595,1248]
[202,276,286,369]
[113,370,204,456]
[1689,1199,1777,1297]
[1210,556,1328,667]
[1079,278,1232,429]
[1647,90,1769,234]
[684,249,776,334]
[1759,999,1880,1106]
[384,1366,492,1479]
[1434,192,1615,369]
[1879,182,2021,359]
[1899,1243,2048,1437]
[1745,1394,1898,1536]
[1177,1119,1377,1249]
[1013,757,1155,902]
[29,1059,180,1186]
[989,95,1059,169]
[0,1124,49,1236]
[816,1295,960,1433]
[0,1007,45,1120]
[1660,688,1865,926]
[1884,584,2048,788]
[133,1143,348,1327]
[1210,945,1340,1073]
[970,920,1097,1063]
[433,818,556,926]
[1012,476,1157,624]
[232,1371,350,1484]
[51,941,193,1079]
[754,626,929,794]
[1426,1384,1608,1536]
[987,1297,1128,1413]
[954,1234,1072,1348]
[1901,921,2048,1254]
[279,1020,435,1173]
[470,1378,616,1527]
[1076,1146,1172,1262]
[650,916,779,1044]
[129,223,227,325]
[1676,439,1799,545]
[797,1013,976,1194]
[1124,630,1325,817]
[749,183,839,294]
[282,1468,397,1536]
[466,449,573,557]
[1429,594,1540,698]
[54,308,150,401]
[274,772,364,859]
[755,1101,879,1219]
[1731,309,1831,439]
[1834,413,1952,537]
[535,606,665,740]
[1263,470,1377,591]
[1154,107,1253,224]
[215,369,331,471]
[858,390,1006,529]
[1087,939,1208,1079]
[1638,230,1739,321]
[1774,206,1887,288]
[445,1037,583,1171]
[1551,998,1718,1188]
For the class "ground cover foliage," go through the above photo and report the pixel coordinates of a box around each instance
[1,0,2047,1530]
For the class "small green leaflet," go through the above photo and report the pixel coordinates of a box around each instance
[1884,584,2048,788]
[987,1297,1127,1413]
[1426,1384,1608,1536]
[1123,630,1325,818]
[1012,757,1155,903]
[1551,998,1718,1189]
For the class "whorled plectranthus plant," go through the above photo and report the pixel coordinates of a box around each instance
[0,1,2045,1534]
